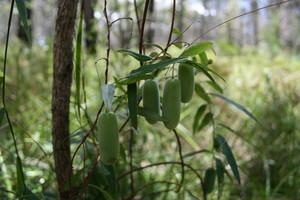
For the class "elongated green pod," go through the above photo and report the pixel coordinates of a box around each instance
[178,63,195,103]
[97,112,119,165]
[142,80,160,124]
[162,79,181,129]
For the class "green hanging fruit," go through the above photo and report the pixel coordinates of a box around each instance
[162,79,181,129]
[142,79,160,124]
[178,63,195,103]
[97,112,119,165]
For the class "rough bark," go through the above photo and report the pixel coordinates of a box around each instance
[52,0,78,199]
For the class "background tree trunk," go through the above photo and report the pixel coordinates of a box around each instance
[52,0,78,199]
[251,0,259,46]
[84,0,97,54]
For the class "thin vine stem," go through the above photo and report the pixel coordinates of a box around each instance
[164,0,176,52]
[173,129,184,193]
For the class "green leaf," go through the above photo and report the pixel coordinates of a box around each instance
[172,27,182,35]
[88,184,114,200]
[173,42,183,49]
[0,76,3,86]
[102,84,115,111]
[23,186,40,200]
[180,42,213,57]
[75,8,83,115]
[195,83,212,103]
[117,49,152,62]
[199,52,208,65]
[183,149,210,158]
[0,107,6,125]
[216,134,241,184]
[128,57,187,78]
[193,104,207,133]
[215,158,225,200]
[211,93,261,125]
[144,43,164,52]
[118,74,156,85]
[196,62,226,83]
[137,107,167,122]
[204,168,216,194]
[186,61,217,84]
[16,0,31,42]
[198,112,213,131]
[204,80,223,93]
[16,156,25,197]
[127,83,137,129]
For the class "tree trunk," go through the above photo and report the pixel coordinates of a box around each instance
[17,0,31,43]
[52,0,78,199]
[84,0,97,54]
[251,0,259,46]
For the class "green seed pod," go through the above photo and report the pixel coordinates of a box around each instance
[97,112,119,165]
[162,79,181,129]
[178,63,195,103]
[143,79,160,124]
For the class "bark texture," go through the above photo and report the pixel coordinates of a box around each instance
[52,0,78,199]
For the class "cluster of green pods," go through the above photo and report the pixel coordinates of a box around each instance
[142,63,195,130]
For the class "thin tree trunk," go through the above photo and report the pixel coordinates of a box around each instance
[84,0,97,54]
[52,0,78,199]
[251,0,259,46]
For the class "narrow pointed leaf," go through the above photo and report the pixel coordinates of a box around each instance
[144,43,164,51]
[198,112,213,131]
[195,83,212,103]
[183,149,210,158]
[127,83,137,129]
[16,156,25,196]
[118,74,156,85]
[193,104,207,133]
[89,184,114,200]
[204,80,223,93]
[216,134,241,184]
[215,158,225,199]
[0,108,6,125]
[128,57,187,78]
[102,84,115,111]
[211,93,260,125]
[117,49,152,62]
[172,27,182,35]
[180,42,213,57]
[199,52,208,65]
[16,0,31,42]
[137,107,167,122]
[75,8,83,115]
[204,168,216,194]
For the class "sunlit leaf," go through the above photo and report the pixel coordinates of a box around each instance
[102,84,115,111]
[204,168,216,194]
[127,83,137,129]
[128,57,187,78]
[193,104,207,133]
[137,107,167,122]
[172,27,182,35]
[199,52,208,65]
[180,42,213,57]
[117,49,152,62]
[16,0,31,42]
[211,93,260,125]
[216,134,241,184]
